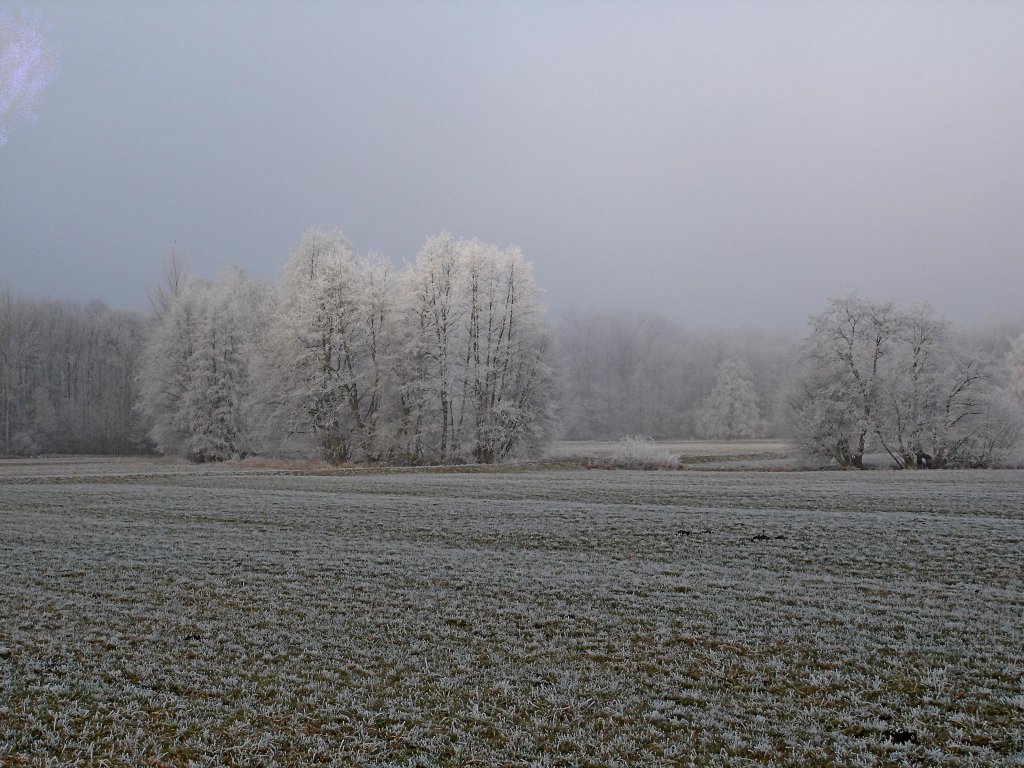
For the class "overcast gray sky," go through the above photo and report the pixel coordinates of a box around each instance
[2,0,1022,328]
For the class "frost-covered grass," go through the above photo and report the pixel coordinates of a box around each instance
[1,460,1023,766]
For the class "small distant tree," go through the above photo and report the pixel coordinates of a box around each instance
[147,246,188,319]
[696,359,762,440]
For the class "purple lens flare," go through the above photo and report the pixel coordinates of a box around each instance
[0,6,59,145]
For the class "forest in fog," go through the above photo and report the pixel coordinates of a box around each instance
[0,295,147,455]
[2,231,1024,467]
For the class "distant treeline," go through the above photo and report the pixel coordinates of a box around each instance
[0,292,150,455]
[558,302,1024,467]
[0,284,798,459]
[556,310,798,440]
[3,245,1024,467]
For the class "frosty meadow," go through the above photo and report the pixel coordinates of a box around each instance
[3,223,1024,764]
[5,2,1024,764]
[1,457,1023,766]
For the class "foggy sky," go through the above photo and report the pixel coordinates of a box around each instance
[2,0,1023,329]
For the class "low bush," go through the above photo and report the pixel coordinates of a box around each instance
[608,436,679,469]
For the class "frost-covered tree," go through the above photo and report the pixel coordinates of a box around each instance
[398,233,462,461]
[696,359,762,439]
[791,296,899,468]
[137,278,198,457]
[181,270,269,461]
[788,297,1020,468]
[872,305,992,469]
[262,230,397,463]
[147,246,188,320]
[398,234,557,463]
[457,239,557,462]
[138,270,269,461]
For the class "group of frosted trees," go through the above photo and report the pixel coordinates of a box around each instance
[788,296,1024,468]
[5,246,1024,468]
[136,231,558,464]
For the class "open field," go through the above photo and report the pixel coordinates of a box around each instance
[1,458,1023,766]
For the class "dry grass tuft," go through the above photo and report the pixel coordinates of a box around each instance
[231,455,338,471]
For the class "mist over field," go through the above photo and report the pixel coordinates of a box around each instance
[3,3,1024,766]
[3,1,1024,330]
